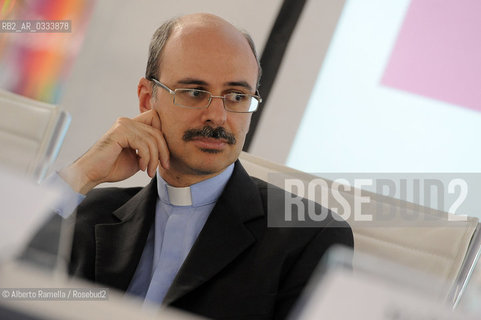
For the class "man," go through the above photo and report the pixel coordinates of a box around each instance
[54,13,353,319]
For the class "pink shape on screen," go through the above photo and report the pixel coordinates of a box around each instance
[382,0,481,112]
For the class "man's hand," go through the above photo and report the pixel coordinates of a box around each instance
[59,109,169,194]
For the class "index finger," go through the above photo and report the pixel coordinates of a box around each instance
[134,109,162,130]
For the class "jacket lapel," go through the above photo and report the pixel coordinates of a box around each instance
[94,178,157,291]
[163,162,264,305]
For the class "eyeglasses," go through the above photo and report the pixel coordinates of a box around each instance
[149,78,261,113]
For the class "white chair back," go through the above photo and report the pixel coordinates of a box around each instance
[0,89,70,181]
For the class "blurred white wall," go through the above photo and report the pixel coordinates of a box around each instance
[56,0,283,187]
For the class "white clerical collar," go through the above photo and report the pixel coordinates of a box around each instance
[156,163,235,207]
[166,185,192,206]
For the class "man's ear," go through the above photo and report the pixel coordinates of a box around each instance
[138,77,153,113]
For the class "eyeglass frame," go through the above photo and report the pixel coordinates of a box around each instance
[149,77,262,113]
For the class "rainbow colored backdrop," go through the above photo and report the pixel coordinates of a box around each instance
[0,0,95,103]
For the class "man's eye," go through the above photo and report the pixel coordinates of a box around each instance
[228,93,247,103]
[187,90,205,98]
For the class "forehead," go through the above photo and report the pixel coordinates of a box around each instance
[159,22,258,89]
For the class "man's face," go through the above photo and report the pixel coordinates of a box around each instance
[152,21,259,178]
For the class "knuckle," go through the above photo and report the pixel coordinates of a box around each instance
[115,117,130,128]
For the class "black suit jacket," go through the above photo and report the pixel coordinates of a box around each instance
[69,161,353,319]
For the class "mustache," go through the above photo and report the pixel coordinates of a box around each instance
[183,126,236,145]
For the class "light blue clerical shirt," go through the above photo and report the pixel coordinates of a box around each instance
[126,163,234,304]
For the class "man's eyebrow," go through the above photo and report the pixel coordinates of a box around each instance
[176,79,253,92]
[177,78,209,86]
[225,81,253,92]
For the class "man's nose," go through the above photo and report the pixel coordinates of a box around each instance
[202,96,227,126]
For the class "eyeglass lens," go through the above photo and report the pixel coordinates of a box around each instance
[174,89,258,112]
